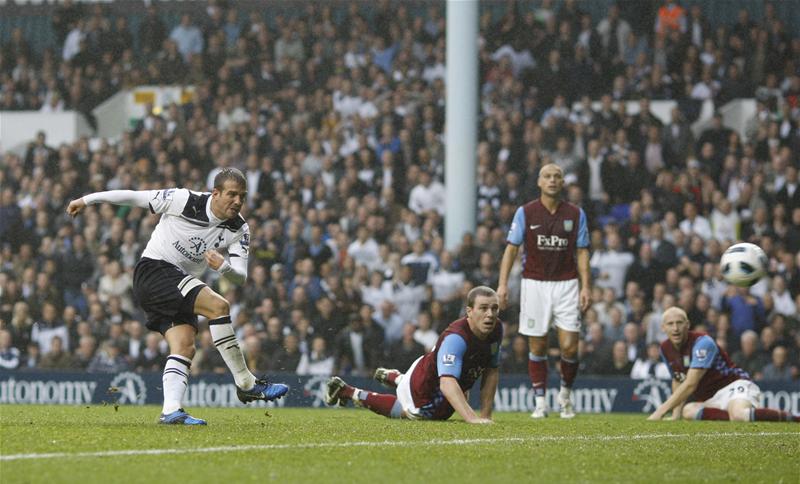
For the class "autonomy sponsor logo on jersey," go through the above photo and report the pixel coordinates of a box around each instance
[188,236,207,256]
[172,236,207,263]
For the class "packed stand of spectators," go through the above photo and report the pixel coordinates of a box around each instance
[1,1,798,382]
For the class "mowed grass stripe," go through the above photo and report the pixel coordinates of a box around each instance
[2,431,795,462]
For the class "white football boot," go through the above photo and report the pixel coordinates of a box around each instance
[530,395,548,419]
[558,387,575,419]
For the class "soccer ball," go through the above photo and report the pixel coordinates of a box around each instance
[720,243,767,287]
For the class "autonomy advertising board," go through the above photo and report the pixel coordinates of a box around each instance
[2,370,799,414]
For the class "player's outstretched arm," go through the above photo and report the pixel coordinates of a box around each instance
[66,190,155,217]
[647,368,705,420]
[479,367,499,420]
[440,376,492,424]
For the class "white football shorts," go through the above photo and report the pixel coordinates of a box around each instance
[703,379,761,409]
[395,355,426,420]
[519,278,581,337]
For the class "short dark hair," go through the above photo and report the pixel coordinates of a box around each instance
[466,286,497,308]
[213,167,247,191]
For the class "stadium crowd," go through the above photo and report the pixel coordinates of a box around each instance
[0,0,798,383]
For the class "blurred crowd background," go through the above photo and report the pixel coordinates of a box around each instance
[0,0,798,383]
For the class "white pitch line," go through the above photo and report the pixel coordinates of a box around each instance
[1,431,796,462]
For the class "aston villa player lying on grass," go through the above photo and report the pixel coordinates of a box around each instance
[325,286,502,424]
[648,307,798,423]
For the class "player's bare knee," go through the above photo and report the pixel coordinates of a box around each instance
[180,345,196,361]
[208,296,230,319]
[528,337,547,356]
[729,407,751,421]
[168,340,195,360]
[561,345,578,359]
[682,404,700,420]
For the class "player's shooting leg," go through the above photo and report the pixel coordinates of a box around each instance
[194,286,257,389]
[193,286,230,319]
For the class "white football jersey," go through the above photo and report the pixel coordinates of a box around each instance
[141,188,249,278]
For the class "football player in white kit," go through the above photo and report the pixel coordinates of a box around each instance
[67,168,288,424]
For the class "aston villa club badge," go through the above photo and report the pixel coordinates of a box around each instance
[564,220,573,232]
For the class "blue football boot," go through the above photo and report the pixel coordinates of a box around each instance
[159,408,207,425]
[236,378,289,403]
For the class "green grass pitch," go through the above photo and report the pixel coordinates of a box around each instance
[1,405,798,483]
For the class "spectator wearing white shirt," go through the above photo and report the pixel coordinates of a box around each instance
[413,311,439,351]
[373,301,406,345]
[62,20,85,61]
[0,330,20,369]
[590,231,635,297]
[679,201,712,241]
[296,336,335,376]
[408,170,445,216]
[360,270,393,311]
[389,265,427,326]
[97,260,134,315]
[769,276,796,317]
[422,50,446,84]
[30,302,69,355]
[357,87,379,121]
[332,79,363,119]
[710,197,740,242]
[596,4,631,59]
[347,226,382,271]
[630,342,672,379]
[400,238,439,285]
[429,251,465,304]
[40,90,65,113]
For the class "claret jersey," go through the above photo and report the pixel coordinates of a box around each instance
[409,317,502,420]
[660,331,751,402]
[507,200,589,281]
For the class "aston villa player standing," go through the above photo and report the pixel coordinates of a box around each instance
[648,307,798,422]
[497,163,591,419]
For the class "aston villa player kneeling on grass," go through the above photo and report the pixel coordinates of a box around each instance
[648,307,798,423]
[325,286,502,424]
